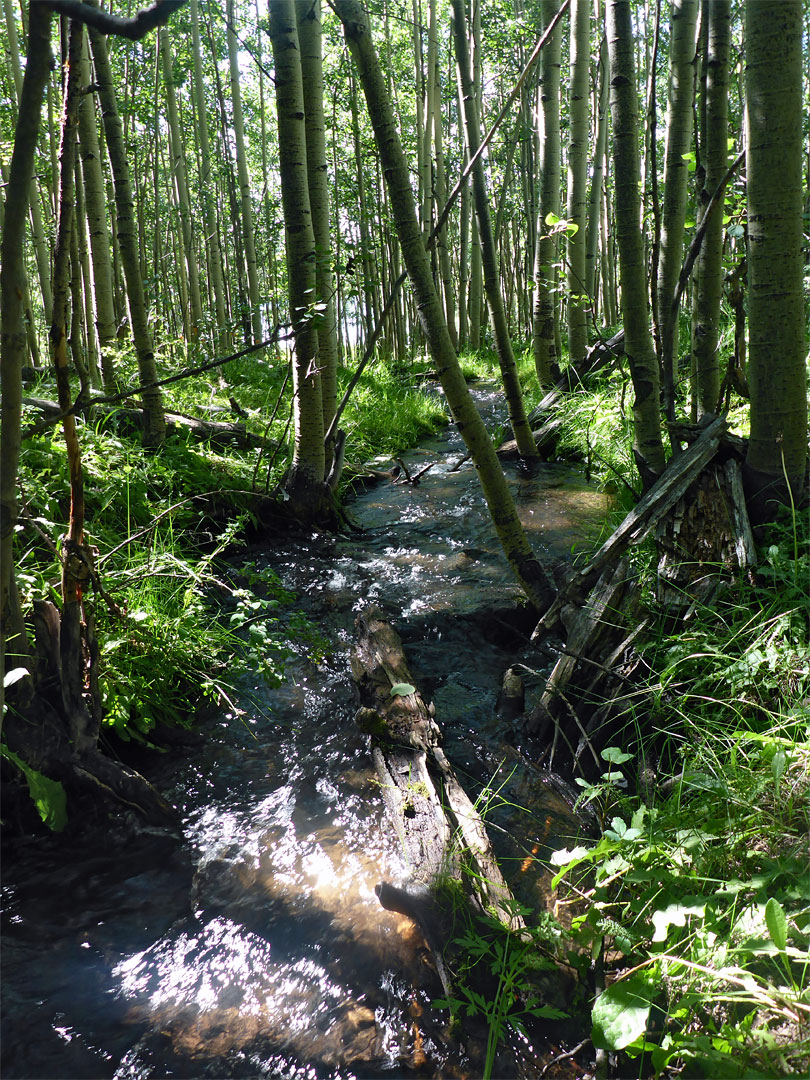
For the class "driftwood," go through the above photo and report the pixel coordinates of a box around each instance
[351,606,523,994]
[22,396,273,450]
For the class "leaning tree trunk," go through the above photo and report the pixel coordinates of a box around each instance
[656,0,698,422]
[0,3,52,709]
[333,0,553,612]
[450,0,539,464]
[2,0,53,328]
[269,0,327,517]
[606,0,666,487]
[743,0,807,517]
[532,0,563,388]
[566,0,590,368]
[88,23,166,447]
[691,0,729,419]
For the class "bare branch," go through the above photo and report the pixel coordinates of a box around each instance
[41,0,187,40]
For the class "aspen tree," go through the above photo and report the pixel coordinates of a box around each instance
[744,0,807,516]
[606,0,666,485]
[532,0,563,387]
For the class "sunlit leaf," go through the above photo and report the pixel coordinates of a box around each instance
[389,682,415,697]
[592,977,653,1050]
[765,897,788,951]
[3,667,29,689]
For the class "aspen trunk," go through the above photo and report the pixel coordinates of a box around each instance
[89,23,166,447]
[226,0,262,342]
[691,0,729,418]
[451,0,538,462]
[743,0,807,515]
[657,0,698,421]
[297,0,339,442]
[269,0,326,513]
[566,0,590,367]
[607,0,666,486]
[532,0,563,387]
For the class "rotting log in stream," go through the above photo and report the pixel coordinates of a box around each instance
[350,606,525,988]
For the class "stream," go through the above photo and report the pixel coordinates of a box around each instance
[1,385,609,1079]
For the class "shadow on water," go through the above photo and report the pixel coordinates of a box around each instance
[1,385,609,1079]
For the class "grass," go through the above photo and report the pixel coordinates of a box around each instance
[10,339,451,769]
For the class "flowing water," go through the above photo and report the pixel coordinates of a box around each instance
[1,386,609,1079]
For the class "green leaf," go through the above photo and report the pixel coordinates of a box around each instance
[1,747,68,832]
[601,747,633,764]
[592,977,653,1050]
[765,896,788,951]
[389,682,415,697]
[651,898,707,942]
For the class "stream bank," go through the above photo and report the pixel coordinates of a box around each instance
[1,385,610,1079]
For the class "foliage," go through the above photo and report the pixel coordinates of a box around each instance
[549,512,810,1078]
[10,345,450,797]
[435,896,566,1080]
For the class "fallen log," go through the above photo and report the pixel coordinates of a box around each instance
[351,606,519,937]
[22,396,273,451]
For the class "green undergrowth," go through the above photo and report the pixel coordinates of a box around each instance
[10,342,449,803]
[548,512,810,1077]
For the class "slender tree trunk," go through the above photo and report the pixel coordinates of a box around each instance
[2,0,53,326]
[743,0,807,516]
[77,29,117,389]
[297,0,339,445]
[1,3,52,695]
[586,26,609,307]
[190,0,228,351]
[432,51,457,350]
[606,0,666,486]
[89,23,166,447]
[227,0,262,342]
[334,0,553,611]
[451,0,538,462]
[532,0,563,387]
[269,0,326,514]
[161,27,203,338]
[691,0,729,418]
[566,0,590,366]
[657,0,698,423]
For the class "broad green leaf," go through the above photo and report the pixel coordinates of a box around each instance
[592,978,652,1050]
[389,682,415,697]
[1,747,67,832]
[765,897,788,951]
[545,211,561,225]
[652,898,707,942]
[601,747,633,764]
